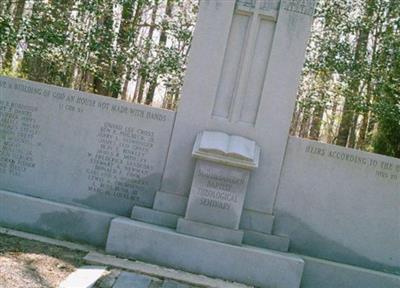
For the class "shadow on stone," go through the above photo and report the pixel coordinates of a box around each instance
[274,212,400,275]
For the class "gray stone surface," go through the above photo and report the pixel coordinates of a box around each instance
[176,218,244,245]
[155,0,315,239]
[106,217,305,288]
[59,266,107,288]
[112,271,152,288]
[274,137,400,274]
[132,206,179,228]
[301,255,400,288]
[153,191,188,215]
[239,209,274,234]
[0,189,114,247]
[185,160,249,229]
[0,76,174,216]
[242,230,289,252]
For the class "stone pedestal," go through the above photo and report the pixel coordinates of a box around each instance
[184,160,249,229]
[176,131,259,245]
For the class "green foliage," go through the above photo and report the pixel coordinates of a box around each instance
[0,0,198,104]
[293,0,400,157]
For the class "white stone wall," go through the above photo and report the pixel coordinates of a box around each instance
[274,136,400,274]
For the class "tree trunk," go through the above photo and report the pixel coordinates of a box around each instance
[93,1,114,96]
[336,0,374,147]
[357,1,383,150]
[145,0,173,105]
[290,104,302,136]
[299,112,311,138]
[115,0,145,99]
[347,114,359,148]
[3,0,26,70]
[309,103,324,140]
[309,71,330,140]
[137,0,160,104]
[326,95,338,144]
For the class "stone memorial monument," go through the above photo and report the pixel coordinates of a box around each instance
[110,0,316,287]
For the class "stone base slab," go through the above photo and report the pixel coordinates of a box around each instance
[0,189,115,247]
[106,217,305,288]
[131,206,179,229]
[176,218,243,245]
[301,255,400,288]
[243,230,289,252]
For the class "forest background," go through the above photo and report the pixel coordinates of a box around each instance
[0,0,399,157]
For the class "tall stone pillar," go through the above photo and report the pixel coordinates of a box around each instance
[133,0,315,246]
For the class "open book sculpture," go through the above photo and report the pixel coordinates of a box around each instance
[192,131,260,169]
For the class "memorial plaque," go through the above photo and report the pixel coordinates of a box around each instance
[185,160,249,229]
[0,76,175,215]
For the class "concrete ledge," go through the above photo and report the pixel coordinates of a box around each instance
[176,218,243,245]
[243,230,289,252]
[0,189,115,247]
[301,255,400,288]
[132,206,179,228]
[106,217,305,288]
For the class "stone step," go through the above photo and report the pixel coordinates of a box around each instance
[242,230,290,252]
[106,217,304,288]
[176,218,244,245]
[132,206,179,229]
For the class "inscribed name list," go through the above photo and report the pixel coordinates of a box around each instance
[0,76,174,215]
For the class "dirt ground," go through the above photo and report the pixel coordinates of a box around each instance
[0,233,86,288]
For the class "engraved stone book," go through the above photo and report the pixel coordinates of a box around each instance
[192,131,260,169]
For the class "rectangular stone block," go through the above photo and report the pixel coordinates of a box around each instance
[239,209,274,234]
[106,217,305,288]
[0,189,114,247]
[153,191,188,215]
[0,76,174,216]
[132,206,179,228]
[242,230,289,252]
[185,160,249,229]
[176,218,243,245]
